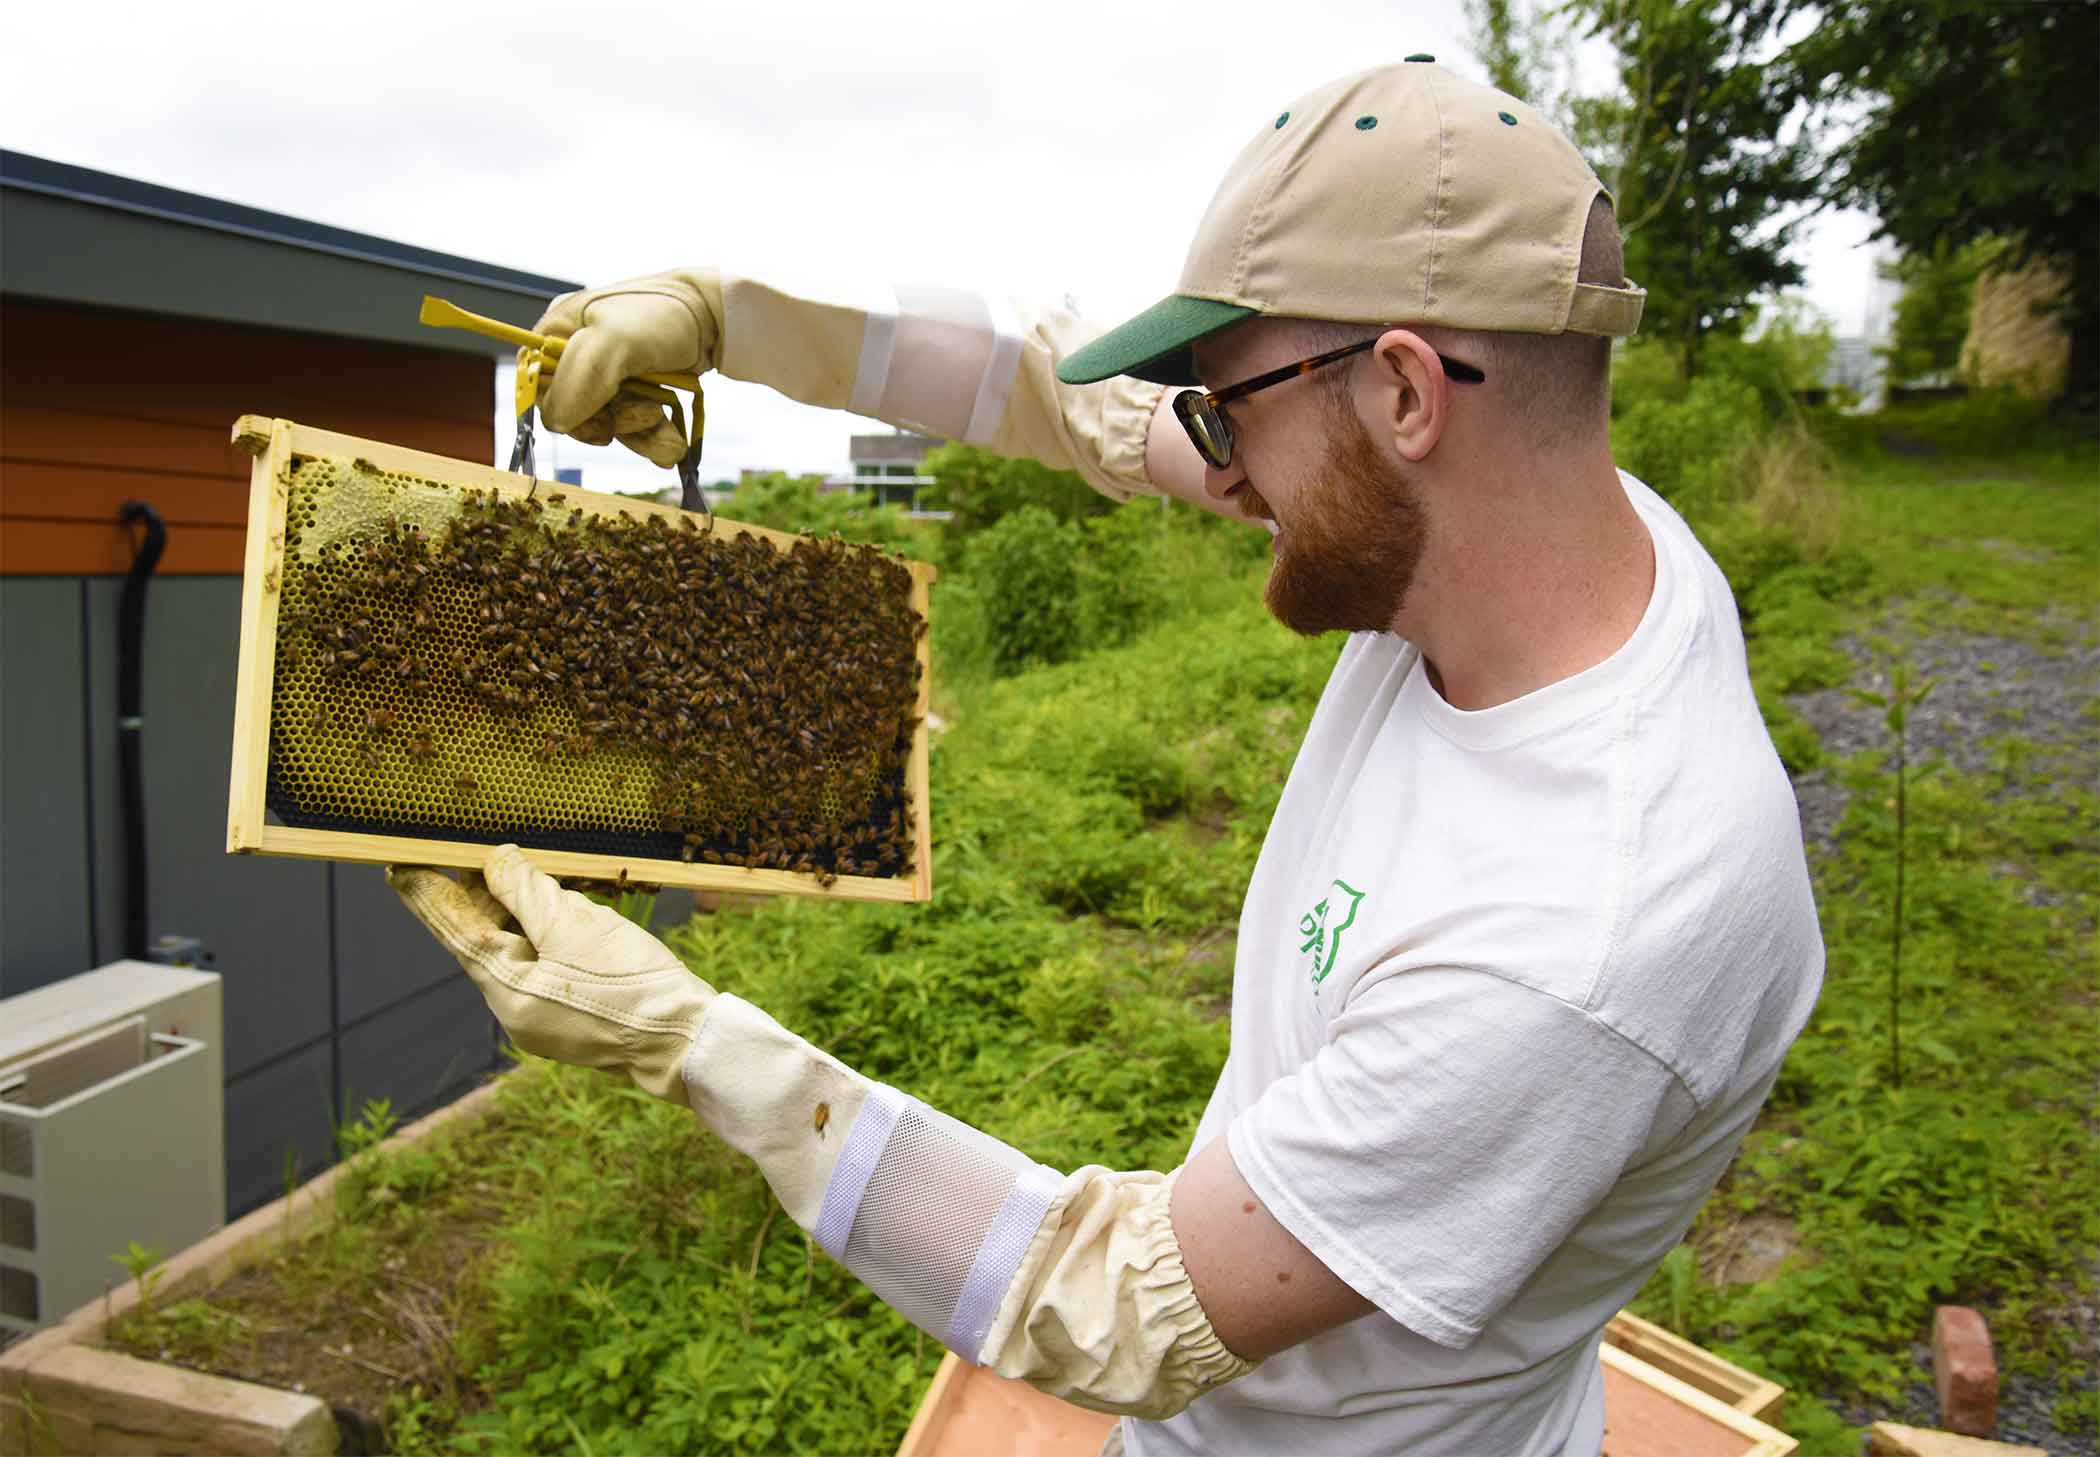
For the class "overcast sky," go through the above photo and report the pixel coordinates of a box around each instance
[2,0,1887,491]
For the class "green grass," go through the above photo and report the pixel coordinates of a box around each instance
[115,416,2098,1455]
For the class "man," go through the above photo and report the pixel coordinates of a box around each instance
[393,60,1823,1455]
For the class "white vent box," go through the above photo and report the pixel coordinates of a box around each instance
[0,961,224,1337]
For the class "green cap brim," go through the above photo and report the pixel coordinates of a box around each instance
[1056,295,1258,387]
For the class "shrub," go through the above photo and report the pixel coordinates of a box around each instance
[1610,338,1688,416]
[968,506,1084,670]
[962,501,1181,675]
[722,472,928,552]
[1879,238,1995,387]
[1613,375,1767,503]
[1075,501,1173,652]
[1880,388,2051,455]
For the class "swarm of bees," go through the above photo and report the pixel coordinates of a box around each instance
[268,468,923,885]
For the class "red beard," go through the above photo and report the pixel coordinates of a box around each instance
[1261,400,1428,637]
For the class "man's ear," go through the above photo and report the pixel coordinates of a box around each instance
[1370,329,1451,463]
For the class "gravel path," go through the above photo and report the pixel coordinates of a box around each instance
[1787,608,2100,861]
[1787,603,2099,1456]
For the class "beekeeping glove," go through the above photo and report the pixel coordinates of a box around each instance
[385,847,712,1103]
[394,845,1253,1417]
[533,269,1163,502]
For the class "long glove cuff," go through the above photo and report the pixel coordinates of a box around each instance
[984,1167,1255,1419]
[718,274,1165,503]
[680,996,1253,1418]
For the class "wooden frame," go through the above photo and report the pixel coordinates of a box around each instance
[1604,1309,1787,1423]
[1601,1343,1798,1457]
[225,416,935,902]
[894,1352,1117,1457]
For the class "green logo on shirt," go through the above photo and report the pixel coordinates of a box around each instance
[1298,879,1366,990]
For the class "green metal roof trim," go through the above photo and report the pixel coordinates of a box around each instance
[2,150,578,298]
[1,150,579,354]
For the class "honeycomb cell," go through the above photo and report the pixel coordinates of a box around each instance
[266,457,923,881]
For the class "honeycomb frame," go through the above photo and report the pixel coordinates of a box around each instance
[226,415,935,902]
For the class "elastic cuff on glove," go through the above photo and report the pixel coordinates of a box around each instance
[984,1166,1256,1420]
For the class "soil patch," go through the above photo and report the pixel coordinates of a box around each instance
[104,1104,518,1449]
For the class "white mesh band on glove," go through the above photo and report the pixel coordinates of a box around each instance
[684,996,1254,1418]
[534,270,1164,503]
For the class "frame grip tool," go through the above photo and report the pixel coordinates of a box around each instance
[418,296,711,527]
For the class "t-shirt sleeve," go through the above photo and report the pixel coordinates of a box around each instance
[1224,967,1683,1349]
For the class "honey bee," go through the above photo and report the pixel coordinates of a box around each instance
[365,708,393,736]
[812,1102,831,1138]
[309,705,329,735]
[455,775,478,795]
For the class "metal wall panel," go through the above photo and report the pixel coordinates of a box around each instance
[222,1041,336,1217]
[332,863,467,1026]
[0,580,94,994]
[337,973,496,1127]
[86,577,330,1079]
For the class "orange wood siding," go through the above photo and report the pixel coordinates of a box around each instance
[0,298,495,575]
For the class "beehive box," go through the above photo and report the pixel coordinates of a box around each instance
[897,1316,1798,1457]
[225,416,933,901]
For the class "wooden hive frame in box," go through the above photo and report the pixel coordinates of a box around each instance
[226,415,935,902]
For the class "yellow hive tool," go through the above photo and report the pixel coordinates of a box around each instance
[419,296,710,523]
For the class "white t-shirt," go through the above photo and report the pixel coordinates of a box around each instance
[1127,472,1824,1457]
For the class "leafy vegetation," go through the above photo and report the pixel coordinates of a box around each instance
[111,362,2096,1454]
[1768,0,2100,396]
[1617,404,2099,1454]
[1879,240,1995,388]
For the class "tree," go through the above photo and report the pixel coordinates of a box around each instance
[1879,239,1994,387]
[1572,0,1819,381]
[1768,0,2100,400]
[1747,291,1837,394]
[1465,0,1552,109]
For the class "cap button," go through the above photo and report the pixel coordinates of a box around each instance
[1405,52,1435,62]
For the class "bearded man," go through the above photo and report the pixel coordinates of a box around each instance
[393,59,1823,1457]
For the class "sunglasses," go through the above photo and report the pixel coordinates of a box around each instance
[1173,337,1486,470]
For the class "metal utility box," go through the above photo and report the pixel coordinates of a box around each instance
[0,962,224,1337]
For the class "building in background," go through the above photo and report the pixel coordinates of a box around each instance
[0,151,697,1222]
[842,430,944,511]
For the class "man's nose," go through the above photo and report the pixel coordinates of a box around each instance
[1202,458,1241,504]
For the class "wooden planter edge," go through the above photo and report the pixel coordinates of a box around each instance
[0,1075,509,1457]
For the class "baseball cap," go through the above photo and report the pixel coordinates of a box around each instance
[1058,59,1645,387]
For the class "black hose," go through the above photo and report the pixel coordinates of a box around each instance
[118,501,166,961]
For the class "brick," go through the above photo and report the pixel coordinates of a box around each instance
[1932,1306,1998,1436]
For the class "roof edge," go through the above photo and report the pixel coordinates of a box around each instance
[1,149,579,300]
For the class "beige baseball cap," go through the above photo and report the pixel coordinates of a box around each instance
[1059,58,1644,387]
